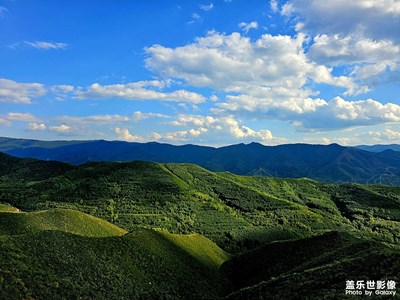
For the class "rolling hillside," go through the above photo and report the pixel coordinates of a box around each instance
[1,152,399,253]
[224,231,400,299]
[0,207,231,299]
[0,207,127,236]
[2,137,400,184]
[1,153,399,298]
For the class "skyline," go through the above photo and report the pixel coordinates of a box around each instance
[1,0,400,146]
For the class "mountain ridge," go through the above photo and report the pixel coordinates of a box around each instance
[2,137,400,184]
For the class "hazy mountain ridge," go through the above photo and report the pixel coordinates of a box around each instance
[2,137,400,185]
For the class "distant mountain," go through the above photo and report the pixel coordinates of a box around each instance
[356,144,400,152]
[2,137,400,184]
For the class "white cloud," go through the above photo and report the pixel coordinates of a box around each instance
[167,113,278,143]
[114,127,144,142]
[147,16,399,97]
[0,116,11,126]
[50,124,71,133]
[50,85,74,93]
[270,0,279,12]
[216,94,400,131]
[238,21,258,33]
[199,3,214,11]
[218,94,328,115]
[330,97,400,122]
[7,112,39,122]
[281,0,400,42]
[170,114,218,127]
[146,31,358,96]
[365,128,400,142]
[24,41,67,50]
[222,116,273,140]
[0,78,46,104]
[75,80,205,103]
[58,114,131,125]
[309,34,400,66]
[188,13,202,24]
[27,123,46,131]
[132,111,169,121]
[151,127,208,142]
[307,34,400,92]
[210,95,218,101]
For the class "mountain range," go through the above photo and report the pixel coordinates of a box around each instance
[1,137,400,185]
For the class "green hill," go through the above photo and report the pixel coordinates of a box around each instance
[0,208,127,237]
[0,226,231,299]
[0,153,400,298]
[1,155,400,253]
[224,232,399,299]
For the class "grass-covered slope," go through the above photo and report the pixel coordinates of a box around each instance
[0,228,231,300]
[225,232,400,299]
[1,154,400,253]
[0,203,20,213]
[0,208,127,237]
[0,207,231,299]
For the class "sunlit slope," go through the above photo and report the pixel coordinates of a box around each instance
[158,230,230,270]
[0,227,231,299]
[0,208,127,237]
[0,203,20,213]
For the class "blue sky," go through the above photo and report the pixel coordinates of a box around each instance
[1,0,400,146]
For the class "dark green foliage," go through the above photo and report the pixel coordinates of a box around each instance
[225,232,400,299]
[0,229,230,299]
[1,153,400,252]
[0,153,400,299]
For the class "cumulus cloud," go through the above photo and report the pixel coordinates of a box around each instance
[49,124,72,133]
[151,127,208,142]
[114,127,144,142]
[238,21,258,33]
[309,34,400,66]
[365,128,400,142]
[24,41,67,49]
[6,112,39,122]
[168,113,277,143]
[0,78,46,104]
[132,111,169,121]
[281,0,400,42]
[216,95,400,131]
[0,116,11,126]
[75,80,205,103]
[146,31,355,96]
[27,123,46,131]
